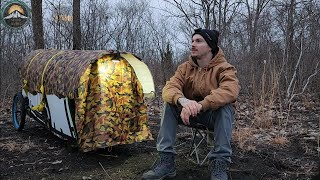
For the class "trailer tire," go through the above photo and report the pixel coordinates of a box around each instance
[12,92,26,131]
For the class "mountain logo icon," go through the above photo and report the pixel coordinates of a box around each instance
[0,0,31,29]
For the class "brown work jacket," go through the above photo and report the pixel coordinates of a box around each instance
[162,48,240,111]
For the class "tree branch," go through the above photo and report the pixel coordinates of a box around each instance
[286,30,304,103]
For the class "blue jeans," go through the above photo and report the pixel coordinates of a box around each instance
[156,103,234,163]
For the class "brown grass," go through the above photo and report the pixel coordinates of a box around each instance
[271,136,289,146]
[253,107,273,128]
[233,127,256,152]
[0,140,36,153]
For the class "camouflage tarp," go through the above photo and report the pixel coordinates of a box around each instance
[20,49,153,152]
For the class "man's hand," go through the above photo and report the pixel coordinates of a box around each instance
[178,97,202,125]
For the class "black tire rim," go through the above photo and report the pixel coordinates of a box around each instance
[12,92,26,131]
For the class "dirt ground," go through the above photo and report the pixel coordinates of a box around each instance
[0,95,319,180]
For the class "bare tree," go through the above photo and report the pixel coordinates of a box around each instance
[81,0,111,50]
[244,0,271,54]
[31,0,45,49]
[163,0,241,45]
[1,0,319,100]
[286,30,320,104]
[111,0,159,54]
[48,2,73,49]
[73,0,81,50]
[161,43,175,84]
[0,0,3,99]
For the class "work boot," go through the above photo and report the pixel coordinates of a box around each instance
[141,152,176,180]
[210,159,229,180]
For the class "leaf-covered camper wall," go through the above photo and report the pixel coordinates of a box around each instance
[20,49,153,152]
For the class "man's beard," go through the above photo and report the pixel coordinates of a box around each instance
[191,50,213,60]
[191,55,199,59]
[191,54,206,61]
[191,56,199,66]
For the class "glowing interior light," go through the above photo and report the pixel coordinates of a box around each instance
[98,66,108,73]
[112,59,120,63]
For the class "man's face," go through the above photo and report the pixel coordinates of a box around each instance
[191,34,212,59]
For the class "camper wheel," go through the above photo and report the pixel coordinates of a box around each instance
[12,92,27,131]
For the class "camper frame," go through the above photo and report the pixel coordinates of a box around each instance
[12,49,155,152]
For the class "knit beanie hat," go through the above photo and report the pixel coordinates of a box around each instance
[192,28,219,55]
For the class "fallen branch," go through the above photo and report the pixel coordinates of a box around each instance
[99,162,113,180]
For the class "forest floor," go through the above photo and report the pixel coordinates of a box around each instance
[0,94,319,180]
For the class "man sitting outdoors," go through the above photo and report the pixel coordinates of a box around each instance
[142,28,240,180]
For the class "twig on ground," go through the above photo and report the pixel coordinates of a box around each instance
[98,154,118,158]
[175,142,187,147]
[99,162,113,180]
[14,158,48,166]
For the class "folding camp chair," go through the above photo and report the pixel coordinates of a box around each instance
[180,121,214,166]
[189,123,213,165]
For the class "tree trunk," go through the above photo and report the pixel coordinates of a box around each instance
[285,0,295,83]
[31,0,44,49]
[73,0,81,50]
[0,0,2,98]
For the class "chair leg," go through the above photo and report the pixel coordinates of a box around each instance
[189,128,208,165]
[200,150,210,166]
[189,128,199,164]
